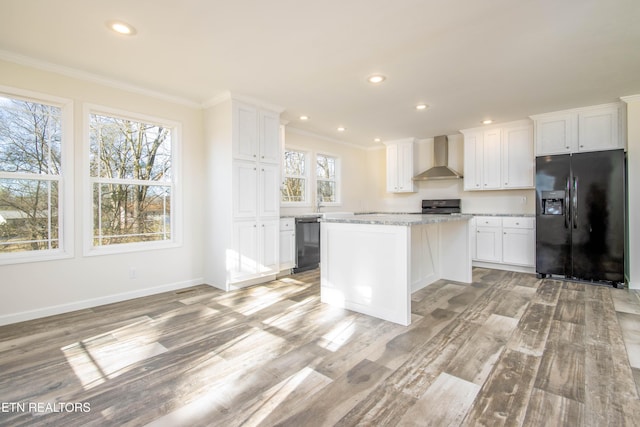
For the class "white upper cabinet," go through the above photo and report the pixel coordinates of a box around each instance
[259,110,281,164]
[578,105,620,152]
[233,101,281,164]
[531,102,625,156]
[233,103,259,160]
[502,123,534,188]
[482,128,502,190]
[462,120,534,191]
[463,131,483,190]
[384,138,416,193]
[532,113,577,155]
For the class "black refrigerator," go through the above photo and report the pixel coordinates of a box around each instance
[536,149,625,286]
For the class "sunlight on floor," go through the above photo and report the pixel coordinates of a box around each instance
[318,318,356,352]
[61,317,167,390]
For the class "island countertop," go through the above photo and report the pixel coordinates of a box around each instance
[321,213,473,226]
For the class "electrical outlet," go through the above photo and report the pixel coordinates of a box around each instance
[129,267,137,279]
[521,196,527,204]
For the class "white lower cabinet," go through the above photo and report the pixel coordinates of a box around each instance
[472,216,535,271]
[279,218,295,271]
[475,218,503,263]
[502,218,535,266]
[231,219,279,281]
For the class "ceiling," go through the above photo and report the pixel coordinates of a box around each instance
[1,0,639,147]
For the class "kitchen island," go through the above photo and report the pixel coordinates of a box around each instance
[320,214,472,326]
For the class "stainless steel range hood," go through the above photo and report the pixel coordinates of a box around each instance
[413,135,463,180]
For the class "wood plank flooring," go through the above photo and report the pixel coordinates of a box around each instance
[1,268,640,426]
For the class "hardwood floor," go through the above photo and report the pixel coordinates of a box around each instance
[1,268,640,426]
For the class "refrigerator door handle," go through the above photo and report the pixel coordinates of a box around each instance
[565,177,571,228]
[573,176,578,229]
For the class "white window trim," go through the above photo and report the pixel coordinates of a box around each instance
[0,86,74,266]
[281,146,311,207]
[83,104,182,256]
[315,152,341,207]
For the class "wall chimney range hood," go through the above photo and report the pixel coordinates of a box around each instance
[413,135,463,180]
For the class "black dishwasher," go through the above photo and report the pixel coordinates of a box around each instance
[293,217,320,273]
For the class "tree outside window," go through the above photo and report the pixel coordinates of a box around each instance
[0,95,62,254]
[281,149,307,203]
[316,154,338,203]
[89,112,174,247]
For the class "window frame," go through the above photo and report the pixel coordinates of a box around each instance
[280,147,310,207]
[315,152,341,206]
[0,86,74,266]
[83,104,182,256]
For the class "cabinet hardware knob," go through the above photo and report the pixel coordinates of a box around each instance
[580,145,584,148]
[253,154,257,157]
[566,146,570,149]
[504,232,507,235]
[505,182,508,185]
[516,222,519,225]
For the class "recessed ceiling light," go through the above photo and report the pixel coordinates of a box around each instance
[482,119,493,124]
[416,104,428,110]
[107,21,137,36]
[367,74,386,84]
[337,127,346,132]
[374,138,381,142]
[299,115,309,121]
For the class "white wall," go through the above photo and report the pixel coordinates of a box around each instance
[623,95,640,289]
[365,134,536,214]
[280,128,369,216]
[0,60,205,324]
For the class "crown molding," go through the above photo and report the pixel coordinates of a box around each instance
[0,49,202,108]
[285,126,374,151]
[202,91,285,113]
[621,94,640,103]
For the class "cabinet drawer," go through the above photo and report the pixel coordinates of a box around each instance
[502,217,534,229]
[280,218,294,231]
[475,217,502,227]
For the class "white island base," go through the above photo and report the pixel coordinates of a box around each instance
[320,215,472,326]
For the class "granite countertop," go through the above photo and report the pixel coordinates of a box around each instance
[281,212,535,220]
[466,213,535,217]
[322,213,473,226]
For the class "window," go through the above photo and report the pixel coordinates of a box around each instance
[88,108,178,251]
[316,153,339,203]
[281,149,308,203]
[0,90,72,263]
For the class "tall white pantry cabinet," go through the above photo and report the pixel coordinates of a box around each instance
[204,96,283,291]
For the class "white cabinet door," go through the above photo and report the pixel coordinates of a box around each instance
[260,110,281,164]
[233,161,257,218]
[502,124,534,188]
[502,228,534,266]
[469,217,477,260]
[534,114,576,156]
[463,131,483,191]
[476,226,502,262]
[385,140,415,193]
[259,163,280,218]
[279,230,295,270]
[578,106,620,152]
[259,220,279,274]
[386,143,399,192]
[482,129,502,190]
[233,102,259,161]
[231,221,258,279]
[397,141,415,192]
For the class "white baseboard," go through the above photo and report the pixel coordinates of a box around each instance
[472,261,536,275]
[0,277,205,326]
